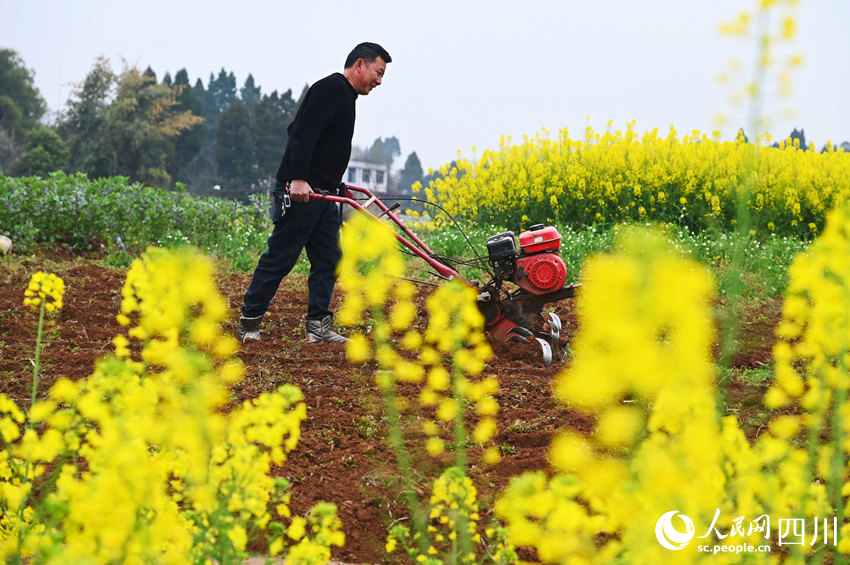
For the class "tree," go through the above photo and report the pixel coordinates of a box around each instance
[380,136,401,169]
[789,127,807,150]
[57,56,115,175]
[195,69,239,189]
[174,69,207,130]
[13,127,69,176]
[364,136,400,168]
[105,68,204,185]
[216,100,253,186]
[170,69,207,181]
[0,127,18,173]
[204,69,237,128]
[58,60,203,186]
[252,89,296,176]
[240,74,261,119]
[193,77,206,103]
[773,128,808,150]
[0,48,47,140]
[369,137,385,164]
[398,151,423,195]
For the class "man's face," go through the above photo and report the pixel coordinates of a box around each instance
[353,57,387,95]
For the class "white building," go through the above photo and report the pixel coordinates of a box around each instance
[345,160,389,192]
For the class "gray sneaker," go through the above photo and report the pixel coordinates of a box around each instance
[305,316,349,343]
[236,314,264,343]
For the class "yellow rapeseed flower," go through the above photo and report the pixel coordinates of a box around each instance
[426,437,444,457]
[2,248,344,564]
[345,332,371,363]
[23,271,65,312]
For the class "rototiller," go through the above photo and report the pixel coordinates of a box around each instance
[309,183,579,366]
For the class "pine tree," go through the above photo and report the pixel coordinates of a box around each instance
[170,69,207,182]
[398,151,424,195]
[205,69,237,125]
[240,74,261,119]
[252,89,296,176]
[366,136,400,168]
[216,100,253,186]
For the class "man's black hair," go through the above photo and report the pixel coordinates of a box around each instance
[344,42,391,68]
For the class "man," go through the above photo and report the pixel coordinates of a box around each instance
[237,42,391,344]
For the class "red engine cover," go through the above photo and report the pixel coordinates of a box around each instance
[518,226,561,253]
[514,253,567,294]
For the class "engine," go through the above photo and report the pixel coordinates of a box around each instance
[485,224,567,295]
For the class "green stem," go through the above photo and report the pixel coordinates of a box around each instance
[12,302,47,561]
[452,532,458,565]
[30,301,46,424]
[382,380,428,554]
[451,366,475,560]
[801,405,825,564]
[453,368,468,471]
[370,304,428,554]
[830,374,847,563]
[716,143,755,412]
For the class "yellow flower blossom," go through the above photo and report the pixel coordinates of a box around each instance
[436,398,458,422]
[472,417,497,444]
[427,366,450,391]
[423,118,848,239]
[336,205,504,562]
[345,332,371,363]
[227,524,247,551]
[483,447,501,465]
[3,247,341,564]
[425,437,444,457]
[23,271,65,312]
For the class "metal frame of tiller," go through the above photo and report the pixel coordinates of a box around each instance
[310,183,576,366]
[310,183,465,281]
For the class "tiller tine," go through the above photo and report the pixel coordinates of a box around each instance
[545,313,570,365]
[506,326,534,338]
[534,337,553,368]
[506,335,530,344]
[546,312,561,343]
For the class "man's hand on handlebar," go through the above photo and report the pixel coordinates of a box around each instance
[288,179,313,203]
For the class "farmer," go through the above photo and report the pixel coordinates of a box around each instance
[236,42,391,344]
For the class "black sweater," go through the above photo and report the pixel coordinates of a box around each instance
[275,72,358,190]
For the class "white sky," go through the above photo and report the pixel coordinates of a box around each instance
[3,0,848,172]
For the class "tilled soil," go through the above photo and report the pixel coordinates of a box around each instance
[0,251,778,563]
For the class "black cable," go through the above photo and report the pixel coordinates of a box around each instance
[397,246,489,272]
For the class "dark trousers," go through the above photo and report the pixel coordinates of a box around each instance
[241,198,342,321]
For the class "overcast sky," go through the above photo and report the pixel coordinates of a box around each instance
[3,0,848,171]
